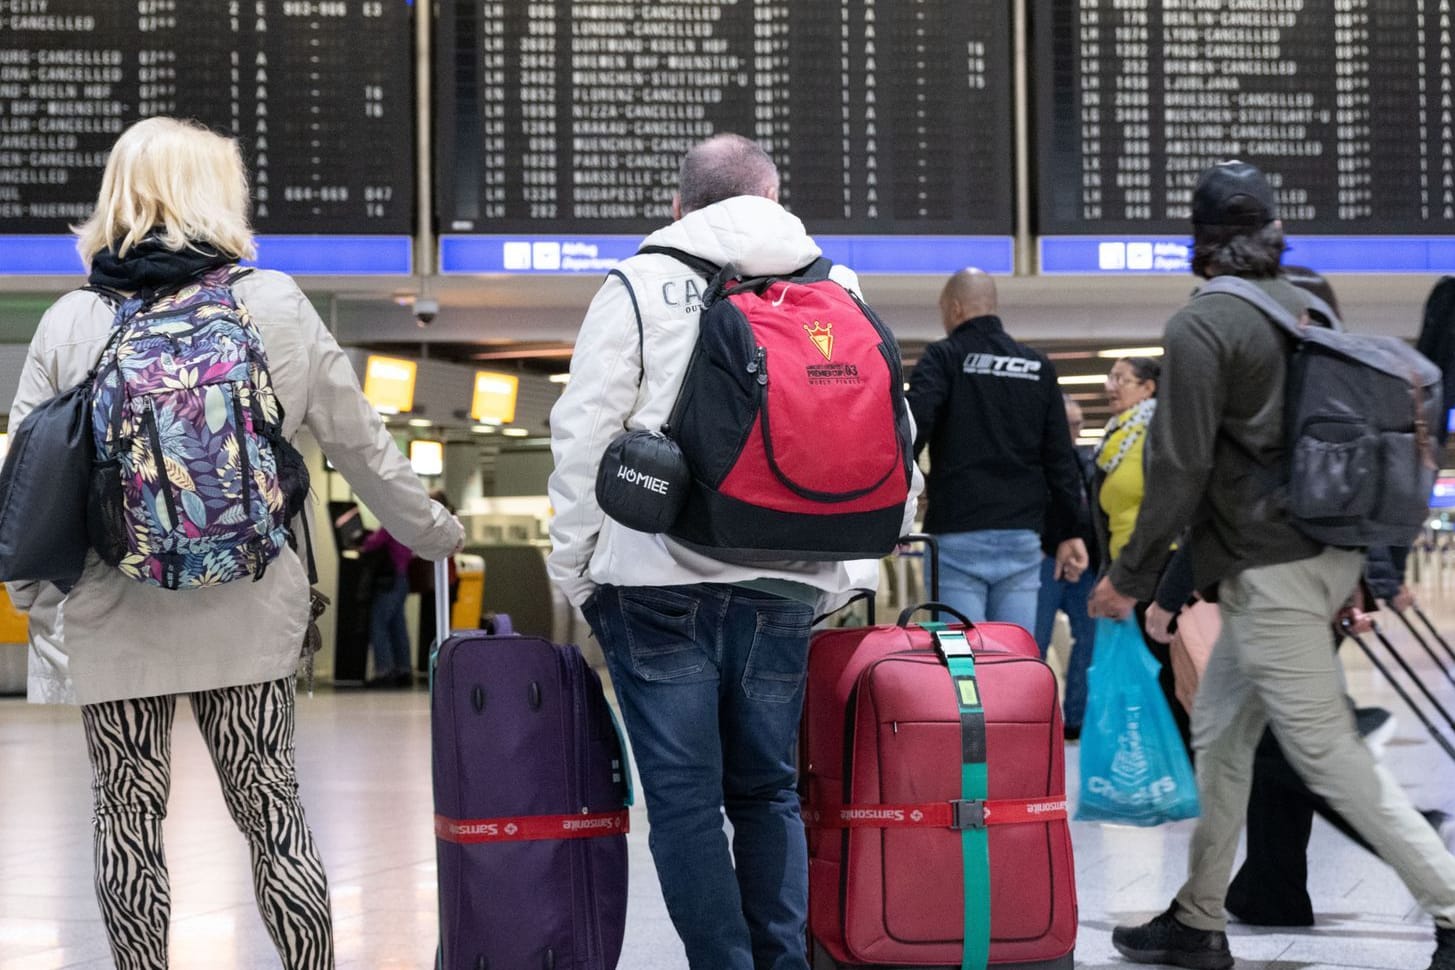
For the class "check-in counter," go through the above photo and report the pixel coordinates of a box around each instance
[0,587,28,696]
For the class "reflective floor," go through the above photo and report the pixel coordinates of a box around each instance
[2,592,1453,969]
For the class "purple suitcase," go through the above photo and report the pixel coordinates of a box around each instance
[430,561,631,970]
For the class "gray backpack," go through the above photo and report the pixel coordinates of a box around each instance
[1198,276,1441,548]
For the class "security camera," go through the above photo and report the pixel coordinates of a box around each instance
[414,297,439,327]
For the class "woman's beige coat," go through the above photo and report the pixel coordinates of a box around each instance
[8,269,461,705]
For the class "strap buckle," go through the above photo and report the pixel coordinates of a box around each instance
[950,798,986,830]
[933,629,973,662]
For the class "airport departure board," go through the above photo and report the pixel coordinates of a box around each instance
[1035,0,1455,235]
[0,0,414,235]
[435,0,1014,236]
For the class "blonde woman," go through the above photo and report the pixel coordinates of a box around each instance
[6,117,463,969]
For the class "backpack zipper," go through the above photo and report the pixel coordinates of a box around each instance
[231,385,255,522]
[746,345,767,385]
[143,399,180,536]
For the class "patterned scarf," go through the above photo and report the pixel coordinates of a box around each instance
[1095,398,1157,475]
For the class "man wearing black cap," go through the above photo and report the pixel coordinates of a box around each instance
[1089,160,1455,970]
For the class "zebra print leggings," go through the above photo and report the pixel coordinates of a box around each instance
[81,676,334,969]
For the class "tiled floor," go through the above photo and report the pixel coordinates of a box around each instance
[1,599,1453,969]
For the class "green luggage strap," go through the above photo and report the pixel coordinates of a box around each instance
[931,625,990,970]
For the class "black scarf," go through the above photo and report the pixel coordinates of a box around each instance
[88,236,233,296]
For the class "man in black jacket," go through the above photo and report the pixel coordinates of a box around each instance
[1092,160,1455,970]
[907,268,1087,630]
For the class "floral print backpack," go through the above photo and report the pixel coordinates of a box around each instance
[88,266,309,590]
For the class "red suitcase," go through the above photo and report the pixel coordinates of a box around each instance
[802,603,1077,969]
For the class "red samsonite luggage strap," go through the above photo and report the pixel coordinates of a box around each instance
[434,808,631,844]
[801,795,1068,829]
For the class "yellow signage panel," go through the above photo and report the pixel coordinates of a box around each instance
[363,355,417,415]
[471,371,519,424]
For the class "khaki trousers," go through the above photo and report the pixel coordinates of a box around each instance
[1175,547,1455,931]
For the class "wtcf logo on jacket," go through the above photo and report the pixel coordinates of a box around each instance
[962,352,1043,380]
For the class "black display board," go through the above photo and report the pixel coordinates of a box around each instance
[0,1,414,234]
[1034,0,1455,234]
[436,1,1014,236]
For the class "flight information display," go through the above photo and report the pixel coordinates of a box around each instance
[0,0,414,235]
[1035,0,1455,236]
[436,0,1014,237]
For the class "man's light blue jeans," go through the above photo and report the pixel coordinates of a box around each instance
[929,528,1044,630]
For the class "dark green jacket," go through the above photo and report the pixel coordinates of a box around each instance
[1109,277,1323,601]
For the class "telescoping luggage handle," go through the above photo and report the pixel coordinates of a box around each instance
[434,557,452,643]
[812,533,943,626]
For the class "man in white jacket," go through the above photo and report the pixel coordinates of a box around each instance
[548,134,919,970]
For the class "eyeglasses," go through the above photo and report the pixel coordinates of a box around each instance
[1105,373,1144,387]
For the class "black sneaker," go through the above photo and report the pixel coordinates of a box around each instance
[1429,926,1455,970]
[1112,903,1234,970]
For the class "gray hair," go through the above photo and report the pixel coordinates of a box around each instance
[677,134,779,214]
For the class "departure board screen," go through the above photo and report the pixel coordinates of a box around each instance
[1034,0,1455,235]
[0,1,414,235]
[436,1,1014,236]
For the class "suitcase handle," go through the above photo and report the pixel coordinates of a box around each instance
[898,533,939,601]
[897,602,974,629]
[812,590,876,627]
[434,558,452,641]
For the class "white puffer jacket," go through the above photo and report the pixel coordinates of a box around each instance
[547,195,921,609]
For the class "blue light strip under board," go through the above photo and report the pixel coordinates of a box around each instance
[0,235,414,277]
[439,234,1016,276]
[1040,235,1455,275]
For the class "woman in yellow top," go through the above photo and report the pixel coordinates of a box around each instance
[1092,355,1191,748]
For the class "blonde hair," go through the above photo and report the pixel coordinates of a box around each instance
[74,117,256,267]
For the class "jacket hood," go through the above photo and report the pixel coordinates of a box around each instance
[640,196,822,277]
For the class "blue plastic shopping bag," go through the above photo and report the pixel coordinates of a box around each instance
[1076,616,1200,825]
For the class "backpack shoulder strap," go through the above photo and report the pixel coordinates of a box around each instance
[636,245,721,280]
[81,284,125,310]
[606,266,647,388]
[1196,276,1342,337]
[794,256,834,283]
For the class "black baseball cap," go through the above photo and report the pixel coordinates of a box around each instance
[1191,160,1277,228]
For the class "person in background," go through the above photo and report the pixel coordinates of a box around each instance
[5,117,463,970]
[361,525,415,687]
[907,269,1088,629]
[1090,355,1190,750]
[1093,159,1455,970]
[548,134,920,970]
[1417,275,1455,445]
[1033,394,1099,739]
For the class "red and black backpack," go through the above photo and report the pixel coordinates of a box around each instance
[643,246,913,563]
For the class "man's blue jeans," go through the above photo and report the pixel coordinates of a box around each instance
[1032,556,1097,731]
[584,583,814,970]
[930,529,1043,630]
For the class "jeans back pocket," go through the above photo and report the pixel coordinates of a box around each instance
[620,588,706,682]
